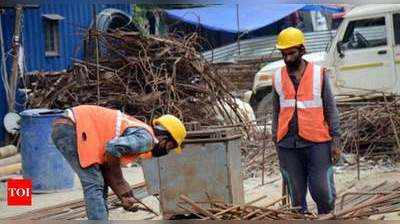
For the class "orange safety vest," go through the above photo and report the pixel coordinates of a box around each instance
[273,62,331,143]
[72,105,156,168]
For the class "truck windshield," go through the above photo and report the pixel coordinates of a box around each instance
[342,17,386,50]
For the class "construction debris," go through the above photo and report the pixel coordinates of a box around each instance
[26,31,248,126]
[339,97,400,160]
[210,60,263,90]
[243,138,278,179]
[324,180,400,220]
[177,181,400,220]
[178,194,311,220]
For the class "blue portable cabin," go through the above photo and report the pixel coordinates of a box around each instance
[0,0,132,146]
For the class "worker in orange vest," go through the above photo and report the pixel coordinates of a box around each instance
[271,27,342,215]
[51,105,186,220]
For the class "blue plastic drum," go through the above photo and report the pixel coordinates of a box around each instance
[20,109,74,193]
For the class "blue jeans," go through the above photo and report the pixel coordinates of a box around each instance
[51,123,109,220]
[277,142,336,214]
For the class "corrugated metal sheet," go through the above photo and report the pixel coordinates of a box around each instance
[2,0,132,73]
[202,25,388,63]
[203,30,337,63]
[0,12,11,146]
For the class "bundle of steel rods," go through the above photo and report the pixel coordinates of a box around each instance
[338,97,400,159]
[322,180,400,220]
[177,181,400,220]
[26,30,248,126]
[177,194,311,220]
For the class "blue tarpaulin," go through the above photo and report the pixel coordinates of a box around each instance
[166,3,343,33]
[166,4,305,33]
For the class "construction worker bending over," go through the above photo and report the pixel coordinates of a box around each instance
[51,105,186,220]
[271,27,341,215]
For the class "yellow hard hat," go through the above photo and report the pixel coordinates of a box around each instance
[276,27,305,50]
[153,114,187,154]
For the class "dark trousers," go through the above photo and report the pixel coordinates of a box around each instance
[277,142,336,214]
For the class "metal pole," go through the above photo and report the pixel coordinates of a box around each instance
[261,117,267,185]
[9,5,23,113]
[356,108,360,180]
[92,5,100,105]
[236,4,240,56]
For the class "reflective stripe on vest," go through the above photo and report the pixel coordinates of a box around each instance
[274,64,322,109]
[73,105,155,168]
[116,110,122,137]
[274,62,331,143]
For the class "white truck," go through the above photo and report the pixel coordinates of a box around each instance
[247,4,400,117]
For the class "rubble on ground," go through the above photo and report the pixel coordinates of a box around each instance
[339,97,400,161]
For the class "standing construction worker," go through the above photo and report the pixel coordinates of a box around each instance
[271,27,341,214]
[51,105,186,220]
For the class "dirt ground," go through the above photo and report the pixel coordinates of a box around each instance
[1,161,400,220]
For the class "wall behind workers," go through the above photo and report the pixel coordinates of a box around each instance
[1,0,132,74]
[0,0,132,146]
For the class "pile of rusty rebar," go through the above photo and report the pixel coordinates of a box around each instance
[177,194,313,220]
[322,180,400,220]
[236,117,277,179]
[26,30,247,126]
[177,181,400,220]
[338,97,400,159]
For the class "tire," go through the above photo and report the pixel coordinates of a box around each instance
[254,92,273,120]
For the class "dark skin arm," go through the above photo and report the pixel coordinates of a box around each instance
[101,137,178,210]
[101,154,131,198]
[101,154,137,210]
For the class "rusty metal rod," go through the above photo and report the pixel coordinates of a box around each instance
[179,195,219,220]
[204,195,268,219]
[321,192,400,220]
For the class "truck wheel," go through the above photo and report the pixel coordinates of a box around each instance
[255,92,273,120]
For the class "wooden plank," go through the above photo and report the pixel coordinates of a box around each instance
[0,145,18,159]
[0,163,21,176]
[0,154,21,167]
[179,195,219,220]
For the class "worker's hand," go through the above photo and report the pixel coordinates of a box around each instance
[331,143,341,165]
[272,136,277,144]
[120,196,139,212]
